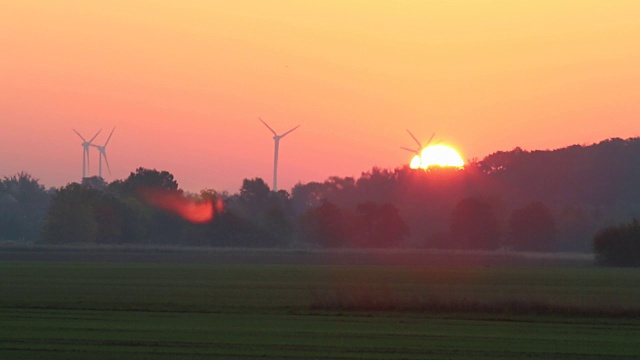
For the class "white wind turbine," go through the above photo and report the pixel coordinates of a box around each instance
[73,129,102,179]
[259,118,300,192]
[91,127,115,179]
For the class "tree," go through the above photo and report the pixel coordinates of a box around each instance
[290,181,324,215]
[262,207,293,247]
[82,176,107,189]
[41,182,150,244]
[239,178,270,205]
[93,193,150,244]
[450,197,501,249]
[107,168,183,244]
[298,200,350,247]
[1,172,49,203]
[118,197,150,243]
[354,202,409,248]
[593,218,640,266]
[41,184,99,243]
[508,202,557,251]
[0,172,51,241]
[219,178,295,247]
[112,167,179,197]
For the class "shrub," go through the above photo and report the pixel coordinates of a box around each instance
[593,218,640,266]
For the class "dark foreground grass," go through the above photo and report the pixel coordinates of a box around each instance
[3,308,640,359]
[2,260,640,359]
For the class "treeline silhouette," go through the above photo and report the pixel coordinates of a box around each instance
[2,137,640,261]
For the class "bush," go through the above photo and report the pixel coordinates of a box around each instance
[593,218,640,266]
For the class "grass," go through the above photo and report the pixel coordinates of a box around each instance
[1,253,640,359]
[308,266,640,316]
[3,308,640,359]
[3,262,639,314]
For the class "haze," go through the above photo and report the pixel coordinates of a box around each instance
[1,1,639,192]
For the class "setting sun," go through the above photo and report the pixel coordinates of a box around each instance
[410,145,464,170]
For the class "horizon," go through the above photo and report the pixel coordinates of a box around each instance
[2,1,639,193]
[4,134,638,194]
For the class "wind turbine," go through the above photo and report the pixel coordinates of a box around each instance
[91,127,115,179]
[400,129,435,156]
[401,130,435,169]
[259,118,300,192]
[73,128,102,179]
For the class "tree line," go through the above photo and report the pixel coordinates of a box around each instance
[1,137,640,264]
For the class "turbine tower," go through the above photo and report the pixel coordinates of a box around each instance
[259,118,300,192]
[91,127,115,179]
[73,128,102,179]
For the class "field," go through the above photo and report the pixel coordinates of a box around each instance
[1,247,640,359]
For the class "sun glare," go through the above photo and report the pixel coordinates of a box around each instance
[410,155,422,169]
[139,188,219,224]
[411,145,464,170]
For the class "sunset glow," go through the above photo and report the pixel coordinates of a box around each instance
[410,155,422,170]
[421,146,465,169]
[1,1,639,191]
[410,145,464,170]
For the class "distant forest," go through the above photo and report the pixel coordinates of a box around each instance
[2,137,640,254]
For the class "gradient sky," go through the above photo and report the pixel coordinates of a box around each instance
[2,1,639,192]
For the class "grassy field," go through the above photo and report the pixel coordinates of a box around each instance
[1,249,640,359]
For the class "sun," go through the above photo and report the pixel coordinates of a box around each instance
[410,145,464,169]
[410,154,422,169]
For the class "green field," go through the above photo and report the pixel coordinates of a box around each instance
[2,250,640,359]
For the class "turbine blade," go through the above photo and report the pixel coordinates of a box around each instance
[425,132,436,147]
[406,129,422,148]
[73,129,87,142]
[88,129,102,144]
[103,127,115,147]
[259,118,277,136]
[400,147,419,154]
[103,151,111,175]
[280,124,300,138]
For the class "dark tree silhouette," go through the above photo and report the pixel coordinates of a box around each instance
[450,197,501,250]
[41,183,150,244]
[355,202,409,248]
[220,178,295,247]
[298,200,350,247]
[593,218,640,266]
[0,172,49,203]
[235,178,270,214]
[111,167,179,197]
[82,176,107,189]
[0,172,51,241]
[508,202,557,251]
[41,183,99,243]
[290,181,324,215]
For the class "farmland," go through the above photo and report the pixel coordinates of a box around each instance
[1,247,640,359]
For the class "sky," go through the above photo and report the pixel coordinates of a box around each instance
[1,0,639,193]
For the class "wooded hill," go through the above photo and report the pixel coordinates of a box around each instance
[292,137,640,251]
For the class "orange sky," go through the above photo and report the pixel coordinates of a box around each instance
[1,1,639,192]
